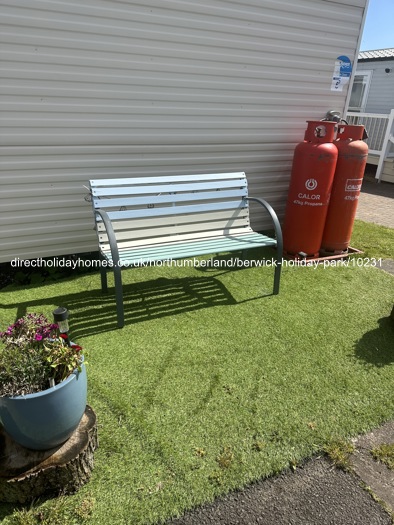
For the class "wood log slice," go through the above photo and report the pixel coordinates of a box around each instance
[0,405,98,503]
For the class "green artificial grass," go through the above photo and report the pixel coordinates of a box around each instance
[0,220,393,524]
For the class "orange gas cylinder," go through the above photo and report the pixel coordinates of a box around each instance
[283,121,338,258]
[320,125,368,256]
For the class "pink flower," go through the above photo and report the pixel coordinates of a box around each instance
[35,333,43,341]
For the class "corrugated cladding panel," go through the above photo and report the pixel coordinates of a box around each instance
[0,0,366,262]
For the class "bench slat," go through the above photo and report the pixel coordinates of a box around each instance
[97,208,249,233]
[91,179,246,197]
[99,225,254,250]
[100,200,246,221]
[90,172,246,188]
[93,189,247,209]
[98,220,250,245]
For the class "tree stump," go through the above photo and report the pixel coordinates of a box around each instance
[0,405,98,503]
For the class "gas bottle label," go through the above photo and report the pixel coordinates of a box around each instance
[293,195,323,206]
[297,193,321,200]
[305,178,318,191]
[293,178,323,206]
[345,179,363,191]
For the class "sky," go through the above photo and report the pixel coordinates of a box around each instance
[360,0,394,51]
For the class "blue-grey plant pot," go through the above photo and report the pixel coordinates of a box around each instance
[0,359,87,451]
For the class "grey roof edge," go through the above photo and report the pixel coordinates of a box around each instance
[358,48,394,61]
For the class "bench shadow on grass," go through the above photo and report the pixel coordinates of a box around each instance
[353,315,394,367]
[2,276,247,338]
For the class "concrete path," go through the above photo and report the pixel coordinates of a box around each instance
[356,177,394,229]
[351,420,394,514]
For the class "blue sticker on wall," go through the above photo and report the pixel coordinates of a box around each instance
[331,55,352,91]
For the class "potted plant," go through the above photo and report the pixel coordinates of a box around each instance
[0,312,87,450]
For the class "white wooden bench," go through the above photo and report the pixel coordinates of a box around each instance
[89,172,283,327]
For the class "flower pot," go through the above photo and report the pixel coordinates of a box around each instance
[0,359,87,450]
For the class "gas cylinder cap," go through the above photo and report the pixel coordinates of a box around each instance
[325,110,341,122]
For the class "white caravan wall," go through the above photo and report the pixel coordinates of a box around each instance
[0,0,367,262]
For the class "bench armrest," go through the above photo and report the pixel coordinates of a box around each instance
[94,209,121,267]
[244,197,283,260]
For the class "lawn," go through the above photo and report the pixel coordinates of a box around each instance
[0,220,393,524]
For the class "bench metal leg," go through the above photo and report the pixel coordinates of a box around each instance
[273,230,283,295]
[113,263,124,328]
[100,254,108,293]
[273,260,282,295]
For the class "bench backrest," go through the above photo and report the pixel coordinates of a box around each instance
[89,172,252,251]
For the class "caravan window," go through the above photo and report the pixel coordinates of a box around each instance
[349,71,372,111]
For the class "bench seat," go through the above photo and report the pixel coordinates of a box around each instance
[104,232,277,266]
[88,172,282,327]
